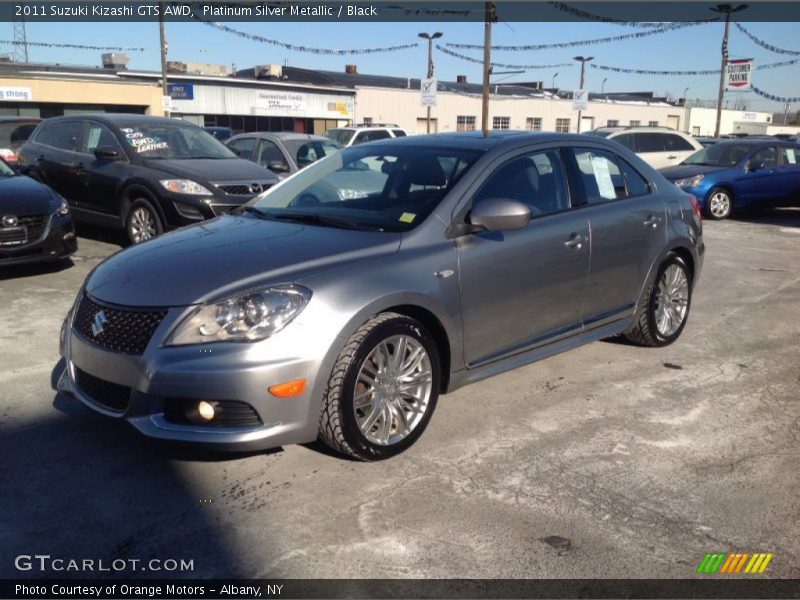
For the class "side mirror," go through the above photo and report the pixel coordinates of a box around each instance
[94,146,120,160]
[468,198,531,232]
[267,160,290,174]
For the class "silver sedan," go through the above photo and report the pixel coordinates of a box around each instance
[58,132,704,460]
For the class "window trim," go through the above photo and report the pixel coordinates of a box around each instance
[565,146,652,207]
[79,119,127,159]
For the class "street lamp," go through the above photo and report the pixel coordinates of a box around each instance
[601,77,607,96]
[711,3,748,137]
[552,72,559,89]
[573,56,593,133]
[418,31,443,134]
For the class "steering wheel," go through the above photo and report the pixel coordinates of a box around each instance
[290,193,321,207]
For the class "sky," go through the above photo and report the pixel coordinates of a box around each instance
[3,18,799,113]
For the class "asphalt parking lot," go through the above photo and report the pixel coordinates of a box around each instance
[1,212,799,580]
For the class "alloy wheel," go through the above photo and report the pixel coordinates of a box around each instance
[654,264,689,338]
[129,206,157,243]
[708,191,731,219]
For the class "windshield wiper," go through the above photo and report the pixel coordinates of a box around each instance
[272,212,373,230]
[238,206,270,219]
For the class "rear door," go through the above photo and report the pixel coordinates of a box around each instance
[664,133,698,167]
[776,145,800,204]
[29,120,85,204]
[568,147,667,328]
[633,132,670,169]
[457,146,590,366]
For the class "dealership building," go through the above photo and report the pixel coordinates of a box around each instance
[1,54,796,138]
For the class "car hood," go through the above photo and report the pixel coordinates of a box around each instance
[87,215,402,307]
[660,164,728,181]
[141,158,279,183]
[0,175,54,214]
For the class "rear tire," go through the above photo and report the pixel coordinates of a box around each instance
[705,187,732,220]
[125,197,163,244]
[319,313,441,461]
[625,253,692,347]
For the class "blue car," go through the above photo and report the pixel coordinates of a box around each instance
[660,139,800,219]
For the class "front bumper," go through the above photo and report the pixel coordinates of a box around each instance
[0,217,77,266]
[58,296,336,451]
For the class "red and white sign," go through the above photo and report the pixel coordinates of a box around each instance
[725,59,753,91]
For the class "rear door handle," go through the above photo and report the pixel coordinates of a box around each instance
[667,155,678,160]
[564,233,584,250]
[643,215,662,228]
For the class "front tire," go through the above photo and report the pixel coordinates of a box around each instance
[705,187,733,220]
[125,198,163,244]
[319,313,441,461]
[625,254,692,347]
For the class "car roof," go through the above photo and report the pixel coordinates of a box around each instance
[42,113,197,127]
[364,130,606,151]
[231,132,332,142]
[0,116,41,123]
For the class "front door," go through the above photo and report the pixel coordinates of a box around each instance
[77,121,128,216]
[734,145,781,207]
[457,148,590,367]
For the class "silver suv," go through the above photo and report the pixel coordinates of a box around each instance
[588,126,703,170]
[58,132,704,460]
[323,124,408,147]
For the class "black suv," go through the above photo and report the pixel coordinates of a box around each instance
[18,115,278,243]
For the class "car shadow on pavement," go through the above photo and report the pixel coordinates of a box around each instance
[732,207,800,228]
[75,222,128,247]
[0,258,74,281]
[0,362,261,579]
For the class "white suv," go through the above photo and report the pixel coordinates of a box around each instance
[323,124,408,147]
[588,127,702,169]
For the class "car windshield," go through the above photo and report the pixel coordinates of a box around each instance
[119,122,236,159]
[682,143,752,167]
[0,122,37,148]
[249,144,481,232]
[323,129,355,146]
[0,158,15,176]
[283,139,343,168]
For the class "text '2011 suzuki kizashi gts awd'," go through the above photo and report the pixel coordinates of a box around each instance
[58,132,703,460]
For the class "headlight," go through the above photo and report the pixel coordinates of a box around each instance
[339,188,367,200]
[674,174,704,189]
[53,199,70,217]
[166,285,311,345]
[160,179,213,195]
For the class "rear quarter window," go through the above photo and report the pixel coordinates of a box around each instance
[34,121,83,152]
[635,133,667,154]
[666,134,696,151]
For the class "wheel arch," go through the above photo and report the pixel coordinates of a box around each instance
[704,183,736,207]
[121,182,167,226]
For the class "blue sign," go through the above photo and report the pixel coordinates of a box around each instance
[167,83,194,100]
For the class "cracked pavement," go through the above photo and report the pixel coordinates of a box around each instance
[1,213,799,579]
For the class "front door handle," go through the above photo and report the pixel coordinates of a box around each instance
[643,215,662,228]
[564,233,584,250]
[667,154,678,160]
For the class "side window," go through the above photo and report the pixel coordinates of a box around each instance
[392,129,407,138]
[352,131,369,145]
[81,123,122,155]
[227,137,256,159]
[295,142,317,168]
[665,134,695,152]
[573,148,627,204]
[474,149,569,218]
[618,158,651,197]
[750,146,778,168]
[38,121,83,152]
[256,140,286,167]
[636,133,666,154]
[780,146,799,165]
[613,133,635,151]
[366,130,391,142]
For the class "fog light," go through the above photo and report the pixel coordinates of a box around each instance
[197,400,216,421]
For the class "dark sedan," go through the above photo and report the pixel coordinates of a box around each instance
[226,132,343,179]
[18,115,278,244]
[0,157,77,266]
[661,139,800,219]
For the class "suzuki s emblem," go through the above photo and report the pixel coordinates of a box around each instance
[91,310,109,337]
[249,183,263,194]
[2,215,17,228]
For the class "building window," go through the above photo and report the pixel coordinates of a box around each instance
[555,118,571,133]
[526,117,542,131]
[648,120,659,127]
[607,119,619,127]
[457,115,476,131]
[362,117,373,125]
[493,116,510,130]
[629,120,641,127]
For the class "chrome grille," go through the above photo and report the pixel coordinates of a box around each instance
[73,293,167,355]
[214,182,273,196]
[0,214,48,247]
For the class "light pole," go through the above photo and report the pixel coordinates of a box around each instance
[159,1,169,117]
[711,3,748,137]
[601,77,607,96]
[573,55,593,133]
[418,32,442,134]
[552,72,559,90]
[481,1,494,137]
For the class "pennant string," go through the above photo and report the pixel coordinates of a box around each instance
[0,39,144,52]
[589,58,800,76]
[751,85,800,104]
[436,44,571,69]
[547,2,718,28]
[734,23,800,56]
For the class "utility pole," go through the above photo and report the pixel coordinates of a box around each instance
[418,32,442,134]
[12,15,29,63]
[573,56,593,133]
[711,4,748,137]
[481,1,494,137]
[159,1,170,117]
[784,103,790,125]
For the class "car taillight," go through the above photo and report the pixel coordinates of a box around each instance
[0,148,16,164]
[688,194,702,221]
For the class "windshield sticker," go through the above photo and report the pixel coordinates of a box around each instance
[399,212,416,224]
[591,156,617,200]
[786,150,797,165]
[121,127,169,154]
